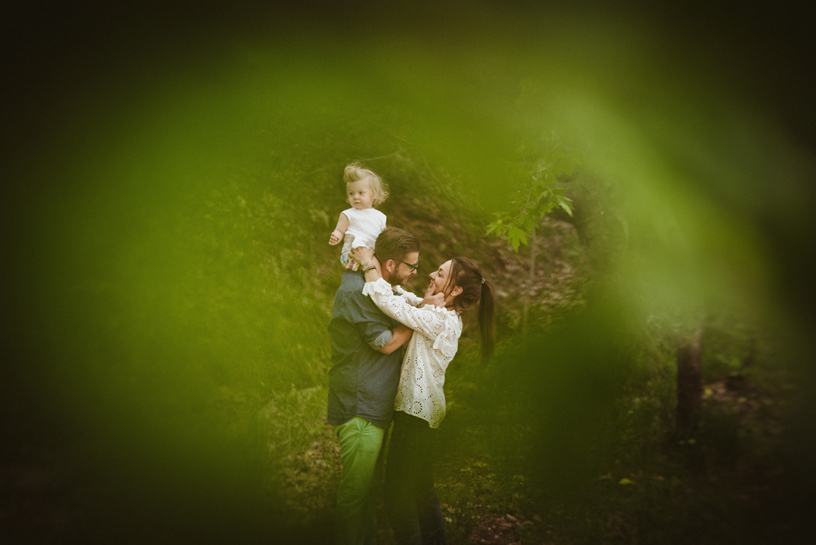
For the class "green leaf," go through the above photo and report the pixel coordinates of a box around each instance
[555,195,574,216]
[508,227,528,252]
[558,201,573,216]
[618,478,633,485]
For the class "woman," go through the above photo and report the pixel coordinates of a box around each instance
[351,246,495,545]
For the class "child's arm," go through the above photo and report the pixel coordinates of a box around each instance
[329,212,350,245]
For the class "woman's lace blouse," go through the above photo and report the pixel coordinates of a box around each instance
[362,278,462,428]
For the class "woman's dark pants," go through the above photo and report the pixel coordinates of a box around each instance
[385,411,446,545]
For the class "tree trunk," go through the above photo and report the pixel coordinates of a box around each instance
[522,226,536,336]
[676,327,703,437]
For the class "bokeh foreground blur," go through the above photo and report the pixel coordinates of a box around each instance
[3,2,816,543]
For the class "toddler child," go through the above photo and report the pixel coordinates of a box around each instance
[329,162,389,270]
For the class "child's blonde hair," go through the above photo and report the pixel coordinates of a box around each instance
[344,162,389,207]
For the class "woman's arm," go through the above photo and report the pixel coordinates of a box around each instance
[378,324,413,354]
[329,213,350,245]
[394,285,423,307]
[352,246,445,309]
[363,279,456,343]
[351,247,459,358]
[398,277,446,309]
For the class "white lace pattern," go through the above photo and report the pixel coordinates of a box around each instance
[362,278,462,428]
[393,284,424,307]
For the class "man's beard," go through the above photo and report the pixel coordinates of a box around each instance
[394,272,411,285]
[391,268,416,286]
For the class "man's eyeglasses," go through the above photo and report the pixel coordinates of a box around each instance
[400,260,419,272]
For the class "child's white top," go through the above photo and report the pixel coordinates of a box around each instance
[341,207,387,252]
[362,279,462,428]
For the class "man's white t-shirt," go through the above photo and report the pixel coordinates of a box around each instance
[341,207,387,253]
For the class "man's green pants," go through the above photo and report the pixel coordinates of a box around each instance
[334,416,387,545]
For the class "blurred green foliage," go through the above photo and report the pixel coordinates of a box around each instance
[6,6,815,543]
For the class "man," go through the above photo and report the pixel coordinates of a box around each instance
[327,226,421,545]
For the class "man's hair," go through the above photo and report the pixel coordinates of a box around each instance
[375,227,420,264]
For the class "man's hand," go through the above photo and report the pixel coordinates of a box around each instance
[329,229,343,245]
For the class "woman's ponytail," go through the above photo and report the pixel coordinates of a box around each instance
[478,279,495,366]
[449,258,496,366]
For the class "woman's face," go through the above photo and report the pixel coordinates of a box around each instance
[429,260,454,296]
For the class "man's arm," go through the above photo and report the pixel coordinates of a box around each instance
[344,288,400,352]
[378,324,412,354]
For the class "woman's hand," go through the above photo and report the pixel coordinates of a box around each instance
[421,281,446,308]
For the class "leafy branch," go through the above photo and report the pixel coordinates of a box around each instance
[487,141,578,252]
[486,134,580,335]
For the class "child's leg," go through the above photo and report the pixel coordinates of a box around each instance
[340,252,360,271]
